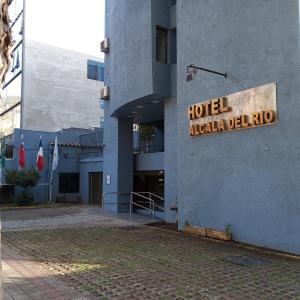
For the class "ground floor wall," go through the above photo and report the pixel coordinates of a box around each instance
[102,117,133,213]
[176,81,300,255]
[164,97,177,223]
[174,0,300,256]
[0,128,100,204]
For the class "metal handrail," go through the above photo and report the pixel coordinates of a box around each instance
[138,192,164,201]
[130,192,155,219]
[135,192,164,211]
[101,191,164,219]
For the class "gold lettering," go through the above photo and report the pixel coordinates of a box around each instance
[206,122,212,133]
[219,119,226,131]
[195,105,203,119]
[219,97,231,113]
[211,99,219,115]
[259,111,264,125]
[264,110,275,123]
[235,116,242,128]
[212,121,218,132]
[195,124,200,135]
[188,105,195,120]
[203,102,211,116]
[252,112,260,125]
[228,117,235,129]
[189,125,195,136]
[241,115,250,127]
[200,123,206,134]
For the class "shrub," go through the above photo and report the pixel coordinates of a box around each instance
[5,168,40,206]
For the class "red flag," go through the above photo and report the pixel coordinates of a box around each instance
[18,133,25,168]
[36,136,44,171]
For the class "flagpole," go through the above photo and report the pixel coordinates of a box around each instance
[49,136,58,204]
[49,168,53,204]
[0,136,5,186]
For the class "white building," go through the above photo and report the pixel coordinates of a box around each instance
[0,0,104,137]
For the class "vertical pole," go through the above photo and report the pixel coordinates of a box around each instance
[130,192,132,216]
[102,193,104,216]
[152,201,155,220]
[49,169,53,204]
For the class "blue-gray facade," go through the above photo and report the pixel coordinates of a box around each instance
[1,128,103,204]
[103,0,300,254]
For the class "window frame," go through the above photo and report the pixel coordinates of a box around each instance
[58,172,80,194]
[156,26,168,64]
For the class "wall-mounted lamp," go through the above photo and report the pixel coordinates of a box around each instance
[186,64,227,82]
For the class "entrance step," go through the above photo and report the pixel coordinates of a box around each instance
[134,208,165,220]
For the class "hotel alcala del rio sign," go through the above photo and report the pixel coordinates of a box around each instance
[188,82,277,137]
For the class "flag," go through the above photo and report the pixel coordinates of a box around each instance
[52,136,59,171]
[18,133,25,168]
[0,137,5,169]
[36,136,44,171]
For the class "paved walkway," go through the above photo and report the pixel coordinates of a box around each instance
[1,205,155,299]
[1,205,156,232]
[2,205,300,299]
[2,244,93,300]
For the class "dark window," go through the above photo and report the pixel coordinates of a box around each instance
[170,28,177,64]
[169,0,176,7]
[87,60,105,81]
[87,64,98,80]
[156,26,168,64]
[0,185,15,203]
[5,144,14,159]
[59,173,79,193]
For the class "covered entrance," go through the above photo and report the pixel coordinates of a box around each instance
[133,170,164,197]
[89,172,103,205]
[132,171,164,217]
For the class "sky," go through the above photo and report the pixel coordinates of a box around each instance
[25,0,105,58]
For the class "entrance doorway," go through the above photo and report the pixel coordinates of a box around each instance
[133,171,164,197]
[89,172,103,205]
[133,171,164,213]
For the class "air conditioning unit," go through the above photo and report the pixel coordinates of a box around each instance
[100,86,110,100]
[100,38,110,53]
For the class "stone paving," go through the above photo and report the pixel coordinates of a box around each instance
[2,244,93,300]
[1,205,153,232]
[2,205,300,299]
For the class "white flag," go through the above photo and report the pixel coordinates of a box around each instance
[52,136,59,171]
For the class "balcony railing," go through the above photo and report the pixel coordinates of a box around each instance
[133,144,164,154]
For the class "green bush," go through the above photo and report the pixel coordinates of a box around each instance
[16,191,34,206]
[5,168,40,206]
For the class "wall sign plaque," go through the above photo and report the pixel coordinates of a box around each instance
[188,82,277,137]
[106,174,111,185]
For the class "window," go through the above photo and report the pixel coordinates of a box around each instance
[59,173,79,193]
[170,28,177,64]
[100,116,104,128]
[100,100,105,109]
[0,185,15,203]
[156,26,168,64]
[4,144,14,159]
[169,0,176,7]
[87,64,98,80]
[99,66,104,81]
[0,103,21,137]
[4,44,22,84]
[2,73,22,113]
[87,60,105,81]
